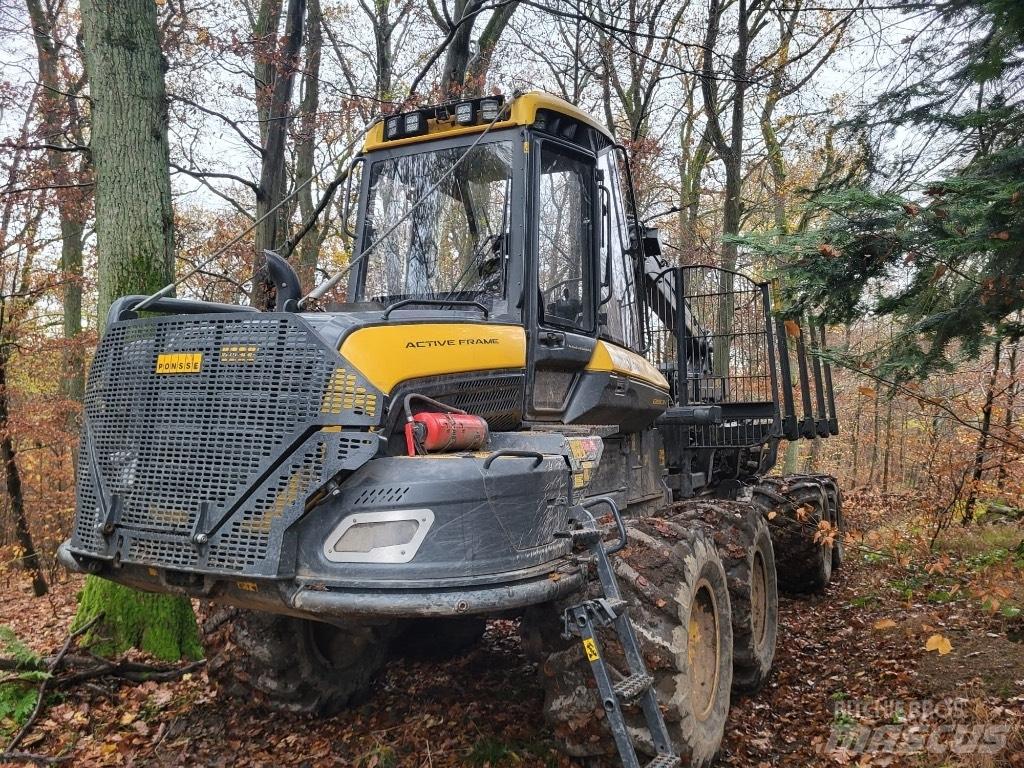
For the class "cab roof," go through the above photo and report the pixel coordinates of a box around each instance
[361,91,616,153]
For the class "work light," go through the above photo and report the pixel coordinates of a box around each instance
[479,98,500,122]
[455,101,476,125]
[385,116,401,140]
[403,111,426,136]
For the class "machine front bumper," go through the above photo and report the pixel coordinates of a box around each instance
[57,539,585,618]
[60,432,593,620]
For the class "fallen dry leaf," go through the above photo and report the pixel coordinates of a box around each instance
[925,634,953,656]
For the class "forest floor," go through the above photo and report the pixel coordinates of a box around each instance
[2,493,1023,768]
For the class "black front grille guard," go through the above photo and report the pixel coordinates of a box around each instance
[70,305,384,578]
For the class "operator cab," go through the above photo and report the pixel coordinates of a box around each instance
[336,92,668,431]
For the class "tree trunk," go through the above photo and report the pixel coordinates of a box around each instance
[26,0,88,408]
[252,0,306,309]
[439,0,474,97]
[867,387,880,485]
[293,0,322,288]
[463,1,519,96]
[253,0,284,145]
[881,396,894,493]
[78,0,199,658]
[963,338,1002,524]
[0,318,47,597]
[82,0,175,325]
[701,0,748,374]
[850,387,862,485]
[437,0,518,98]
[996,337,1018,491]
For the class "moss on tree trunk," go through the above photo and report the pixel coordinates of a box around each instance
[73,579,202,662]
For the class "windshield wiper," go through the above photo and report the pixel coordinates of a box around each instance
[381,297,489,319]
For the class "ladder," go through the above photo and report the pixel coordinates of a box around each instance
[559,498,681,768]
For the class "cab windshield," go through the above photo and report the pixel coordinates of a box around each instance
[358,140,514,313]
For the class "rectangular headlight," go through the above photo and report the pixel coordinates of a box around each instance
[385,115,402,140]
[403,111,426,136]
[455,101,475,125]
[479,98,500,122]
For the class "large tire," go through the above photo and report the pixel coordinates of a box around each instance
[673,499,779,695]
[807,474,845,570]
[522,519,733,767]
[203,607,395,715]
[754,475,832,593]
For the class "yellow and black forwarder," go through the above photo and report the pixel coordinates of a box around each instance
[61,92,842,767]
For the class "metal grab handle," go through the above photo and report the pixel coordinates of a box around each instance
[581,496,628,555]
[482,450,544,470]
[381,297,489,319]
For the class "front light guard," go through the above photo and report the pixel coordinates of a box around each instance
[323,508,434,564]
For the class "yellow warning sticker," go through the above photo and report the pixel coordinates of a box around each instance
[236,581,258,593]
[583,637,600,662]
[155,352,203,374]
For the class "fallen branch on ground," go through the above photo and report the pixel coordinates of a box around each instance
[0,614,205,765]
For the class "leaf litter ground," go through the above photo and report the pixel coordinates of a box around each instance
[1,498,1022,767]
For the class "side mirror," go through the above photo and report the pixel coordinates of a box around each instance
[642,226,663,257]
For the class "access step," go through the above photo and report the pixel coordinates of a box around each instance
[613,673,653,703]
[645,754,681,768]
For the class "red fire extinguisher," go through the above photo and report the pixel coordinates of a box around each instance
[403,394,489,456]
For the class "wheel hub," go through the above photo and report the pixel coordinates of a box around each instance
[751,550,767,649]
[687,578,721,720]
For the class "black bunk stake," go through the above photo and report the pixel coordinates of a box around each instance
[793,319,817,439]
[775,317,799,440]
[806,321,831,438]
[819,320,840,436]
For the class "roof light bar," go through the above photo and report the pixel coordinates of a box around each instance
[381,95,507,142]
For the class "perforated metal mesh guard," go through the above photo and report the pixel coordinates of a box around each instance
[389,372,525,431]
[71,312,380,576]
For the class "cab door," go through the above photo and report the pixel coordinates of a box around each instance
[526,137,600,420]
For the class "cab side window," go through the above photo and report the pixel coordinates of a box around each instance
[536,143,594,331]
[597,148,643,350]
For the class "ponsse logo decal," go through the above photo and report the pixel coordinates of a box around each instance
[405,337,500,348]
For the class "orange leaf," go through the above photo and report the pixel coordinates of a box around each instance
[858,386,875,397]
[784,320,801,338]
[873,619,897,631]
[924,634,952,655]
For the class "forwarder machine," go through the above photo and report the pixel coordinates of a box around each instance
[60,92,843,767]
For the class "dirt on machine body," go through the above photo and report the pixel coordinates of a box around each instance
[61,91,843,767]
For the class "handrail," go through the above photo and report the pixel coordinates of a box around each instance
[381,297,489,319]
